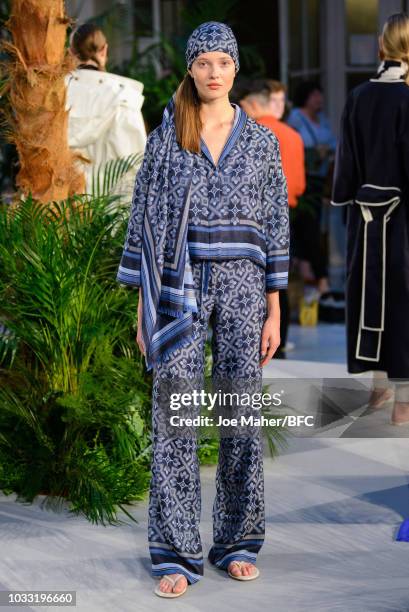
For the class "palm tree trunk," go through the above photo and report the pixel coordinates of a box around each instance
[5,0,85,202]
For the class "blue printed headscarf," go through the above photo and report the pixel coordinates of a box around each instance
[185,21,240,73]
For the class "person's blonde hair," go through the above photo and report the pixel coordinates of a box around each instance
[70,24,107,70]
[381,13,409,84]
[174,73,202,153]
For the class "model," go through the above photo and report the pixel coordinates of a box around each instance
[66,23,147,195]
[117,21,290,596]
[331,13,409,541]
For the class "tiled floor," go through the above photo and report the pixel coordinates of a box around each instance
[1,324,409,611]
[285,322,347,364]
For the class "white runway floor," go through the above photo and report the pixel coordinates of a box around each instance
[1,325,409,611]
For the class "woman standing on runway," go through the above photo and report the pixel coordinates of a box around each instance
[117,22,289,596]
[332,13,409,425]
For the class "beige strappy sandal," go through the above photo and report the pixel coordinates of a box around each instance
[227,560,260,581]
[154,573,188,598]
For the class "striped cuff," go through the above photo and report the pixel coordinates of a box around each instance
[213,549,257,571]
[265,253,289,291]
[116,248,141,287]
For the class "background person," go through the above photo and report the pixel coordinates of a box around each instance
[332,13,409,431]
[239,78,306,356]
[240,79,305,209]
[66,23,147,196]
[287,81,336,295]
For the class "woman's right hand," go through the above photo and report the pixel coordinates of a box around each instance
[136,288,146,355]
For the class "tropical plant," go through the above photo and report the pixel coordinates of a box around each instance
[117,40,182,132]
[90,152,143,200]
[0,181,222,525]
[0,193,152,524]
[0,1,15,196]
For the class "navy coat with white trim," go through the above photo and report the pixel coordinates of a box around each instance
[332,60,409,378]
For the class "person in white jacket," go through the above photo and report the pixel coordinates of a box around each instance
[66,24,147,197]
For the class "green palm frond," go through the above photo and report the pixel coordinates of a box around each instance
[91,153,143,200]
[0,324,16,367]
[0,194,151,524]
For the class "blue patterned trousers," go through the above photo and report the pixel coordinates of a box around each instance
[148,259,267,584]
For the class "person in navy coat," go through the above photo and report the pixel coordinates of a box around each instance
[332,13,409,427]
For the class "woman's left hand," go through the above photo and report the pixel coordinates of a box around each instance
[260,315,281,366]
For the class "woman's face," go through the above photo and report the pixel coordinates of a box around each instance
[188,52,235,102]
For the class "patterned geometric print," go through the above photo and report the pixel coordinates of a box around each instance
[122,126,194,268]
[185,21,240,72]
[148,259,266,585]
[116,102,289,369]
[117,110,197,371]
[188,111,290,292]
[118,108,290,291]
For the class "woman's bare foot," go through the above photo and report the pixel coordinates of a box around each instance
[391,401,409,425]
[228,560,257,578]
[368,387,394,409]
[158,573,187,595]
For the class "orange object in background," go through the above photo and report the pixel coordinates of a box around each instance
[257,115,306,207]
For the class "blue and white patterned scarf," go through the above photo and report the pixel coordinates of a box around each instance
[135,22,240,371]
[185,21,239,72]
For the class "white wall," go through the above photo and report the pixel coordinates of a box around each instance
[321,0,346,137]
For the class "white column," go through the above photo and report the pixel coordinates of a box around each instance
[115,0,134,64]
[321,0,346,137]
[322,0,347,291]
[152,0,161,39]
[278,0,289,86]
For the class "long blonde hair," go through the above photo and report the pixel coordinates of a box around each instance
[381,13,409,84]
[174,73,202,153]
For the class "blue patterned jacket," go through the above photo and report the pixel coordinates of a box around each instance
[117,104,290,292]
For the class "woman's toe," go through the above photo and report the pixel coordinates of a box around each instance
[173,575,187,593]
[228,562,241,576]
[159,578,171,592]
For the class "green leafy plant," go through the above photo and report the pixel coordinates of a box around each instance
[0,193,152,525]
[90,152,143,199]
[197,436,220,464]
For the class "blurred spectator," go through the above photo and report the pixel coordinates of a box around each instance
[287,81,337,294]
[240,79,305,207]
[66,23,147,196]
[239,79,306,357]
[287,81,336,178]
